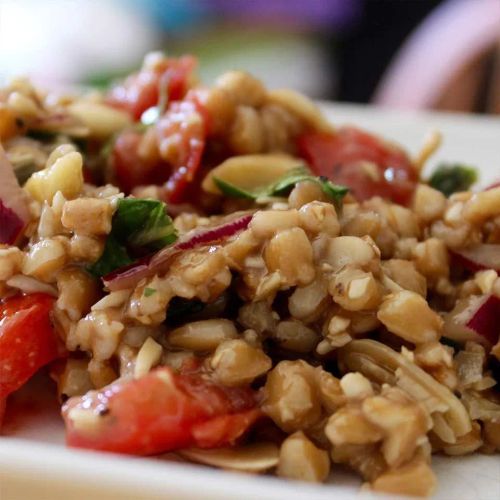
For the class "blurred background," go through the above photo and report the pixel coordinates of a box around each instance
[0,0,499,114]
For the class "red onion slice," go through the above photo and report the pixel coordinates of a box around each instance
[0,145,30,244]
[443,294,500,346]
[0,201,26,245]
[104,213,253,291]
[484,181,500,191]
[451,244,500,273]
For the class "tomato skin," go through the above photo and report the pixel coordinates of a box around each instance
[158,94,207,204]
[63,367,259,455]
[0,293,60,398]
[297,127,417,205]
[191,408,262,448]
[110,92,206,202]
[111,129,171,194]
[107,56,197,121]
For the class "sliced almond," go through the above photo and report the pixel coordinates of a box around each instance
[179,442,279,472]
[267,89,334,133]
[202,154,303,195]
[67,101,131,138]
[338,339,472,441]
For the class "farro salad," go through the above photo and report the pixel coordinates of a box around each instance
[1,53,499,497]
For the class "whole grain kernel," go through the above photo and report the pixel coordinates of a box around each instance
[263,360,321,432]
[264,227,315,286]
[325,406,383,446]
[298,201,340,237]
[325,236,378,272]
[278,431,330,482]
[211,339,272,386]
[250,209,300,239]
[168,319,238,351]
[377,290,443,344]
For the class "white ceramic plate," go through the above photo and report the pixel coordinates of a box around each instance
[1,104,500,500]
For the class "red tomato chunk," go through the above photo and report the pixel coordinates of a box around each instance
[158,95,207,203]
[63,367,261,455]
[106,55,197,121]
[297,127,417,205]
[110,93,207,203]
[0,293,60,398]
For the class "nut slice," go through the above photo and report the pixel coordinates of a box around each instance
[202,154,304,195]
[338,339,472,440]
[178,442,279,472]
[267,89,334,133]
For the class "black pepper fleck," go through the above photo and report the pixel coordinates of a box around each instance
[98,407,110,417]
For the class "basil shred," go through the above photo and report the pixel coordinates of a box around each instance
[429,163,478,197]
[89,198,177,277]
[213,166,349,208]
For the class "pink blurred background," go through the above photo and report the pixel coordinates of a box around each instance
[0,0,498,114]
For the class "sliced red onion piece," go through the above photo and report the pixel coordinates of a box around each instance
[443,294,500,346]
[0,200,25,244]
[104,213,253,291]
[451,244,500,273]
[484,181,500,191]
[0,145,30,244]
[101,256,152,292]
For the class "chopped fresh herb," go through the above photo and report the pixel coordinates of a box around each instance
[429,163,478,197]
[144,287,157,297]
[213,177,256,200]
[213,166,349,207]
[271,168,349,204]
[89,198,177,277]
[112,198,177,250]
[88,234,134,277]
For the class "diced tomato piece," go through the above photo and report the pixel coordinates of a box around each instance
[297,127,417,205]
[111,129,171,193]
[107,55,197,120]
[63,367,260,455]
[0,293,61,398]
[110,92,206,201]
[158,93,207,203]
[191,408,262,448]
[0,199,25,245]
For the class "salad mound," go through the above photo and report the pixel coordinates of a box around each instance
[0,53,499,497]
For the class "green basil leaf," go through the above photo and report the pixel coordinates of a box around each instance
[89,198,177,277]
[272,168,348,208]
[213,176,257,200]
[429,163,478,197]
[213,165,348,209]
[112,198,177,250]
[317,175,350,201]
[88,234,133,277]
